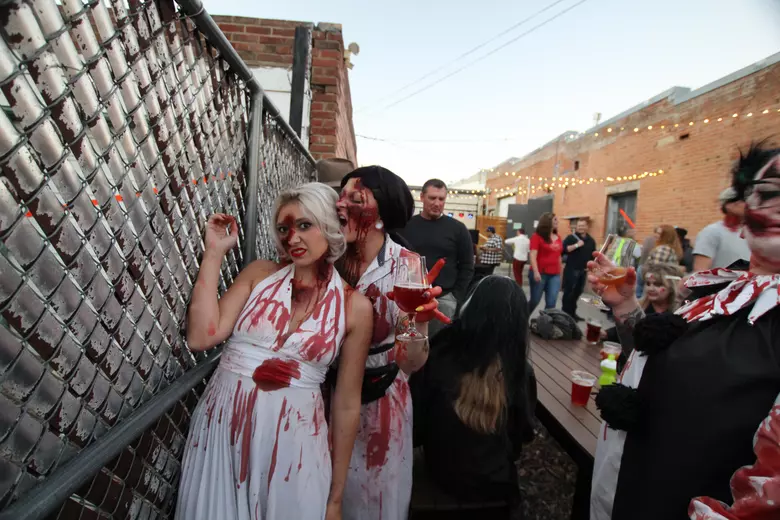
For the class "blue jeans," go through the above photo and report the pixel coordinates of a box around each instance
[635,264,644,298]
[528,272,561,313]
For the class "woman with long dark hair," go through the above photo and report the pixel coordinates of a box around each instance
[333,166,446,520]
[528,212,564,312]
[176,183,373,520]
[416,276,534,516]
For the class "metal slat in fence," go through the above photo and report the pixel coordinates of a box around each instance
[0,0,315,517]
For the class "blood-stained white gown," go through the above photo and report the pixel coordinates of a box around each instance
[342,237,413,520]
[175,264,346,520]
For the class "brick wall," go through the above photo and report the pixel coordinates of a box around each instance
[213,16,358,165]
[486,59,780,245]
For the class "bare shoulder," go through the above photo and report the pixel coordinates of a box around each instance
[344,285,373,319]
[240,259,284,288]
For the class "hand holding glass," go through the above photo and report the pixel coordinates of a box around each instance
[584,234,637,309]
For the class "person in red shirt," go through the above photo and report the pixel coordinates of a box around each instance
[528,212,564,313]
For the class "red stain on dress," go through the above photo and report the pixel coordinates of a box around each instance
[284,463,292,482]
[298,445,303,472]
[252,358,301,391]
[299,287,342,362]
[236,276,290,334]
[366,394,392,468]
[267,397,288,491]
[313,406,321,437]
[229,380,259,485]
[366,284,391,344]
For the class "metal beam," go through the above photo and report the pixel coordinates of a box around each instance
[289,25,312,138]
[242,91,264,266]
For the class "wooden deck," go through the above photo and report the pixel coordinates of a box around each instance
[528,335,604,520]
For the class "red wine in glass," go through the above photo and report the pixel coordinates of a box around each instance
[394,256,430,342]
[393,284,429,313]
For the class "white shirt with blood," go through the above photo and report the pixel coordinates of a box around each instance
[342,236,413,520]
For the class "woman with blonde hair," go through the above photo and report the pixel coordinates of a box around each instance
[176,182,373,520]
[646,224,683,267]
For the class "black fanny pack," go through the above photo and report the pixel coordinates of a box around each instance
[326,342,399,404]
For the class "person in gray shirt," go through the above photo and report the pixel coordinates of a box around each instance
[693,187,751,271]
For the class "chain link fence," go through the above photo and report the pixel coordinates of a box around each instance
[0,0,315,517]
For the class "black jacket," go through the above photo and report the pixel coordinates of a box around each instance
[411,346,536,504]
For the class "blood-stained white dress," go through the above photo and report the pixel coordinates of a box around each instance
[342,237,413,520]
[175,264,346,520]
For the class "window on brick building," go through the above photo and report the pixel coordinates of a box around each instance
[574,160,580,171]
[606,191,637,235]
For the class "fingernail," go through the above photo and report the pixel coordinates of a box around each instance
[415,306,424,312]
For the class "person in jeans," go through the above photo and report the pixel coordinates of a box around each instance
[402,178,474,337]
[561,218,596,321]
[505,228,530,285]
[479,226,504,274]
[528,212,563,313]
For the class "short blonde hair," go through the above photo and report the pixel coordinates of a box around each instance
[273,182,346,263]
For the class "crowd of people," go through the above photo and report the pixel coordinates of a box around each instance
[174,141,779,520]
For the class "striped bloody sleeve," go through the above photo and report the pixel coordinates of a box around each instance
[689,392,780,519]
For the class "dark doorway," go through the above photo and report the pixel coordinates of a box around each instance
[505,196,554,239]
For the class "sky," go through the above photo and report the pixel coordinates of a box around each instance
[202,0,780,187]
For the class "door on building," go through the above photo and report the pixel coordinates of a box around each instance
[606,191,637,235]
[497,196,513,217]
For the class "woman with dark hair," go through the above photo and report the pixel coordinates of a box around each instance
[333,166,448,520]
[416,276,534,516]
[176,183,373,520]
[528,212,564,312]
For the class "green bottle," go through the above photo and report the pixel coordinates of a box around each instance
[599,354,618,387]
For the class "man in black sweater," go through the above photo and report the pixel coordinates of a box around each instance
[402,179,474,337]
[561,218,596,321]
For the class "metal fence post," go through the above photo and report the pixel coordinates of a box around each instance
[289,25,312,138]
[242,92,264,266]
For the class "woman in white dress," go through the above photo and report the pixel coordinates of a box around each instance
[176,182,373,520]
[332,166,446,520]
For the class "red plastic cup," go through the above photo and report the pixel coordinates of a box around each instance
[571,371,597,406]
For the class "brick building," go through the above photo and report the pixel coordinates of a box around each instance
[485,52,780,244]
[213,16,358,165]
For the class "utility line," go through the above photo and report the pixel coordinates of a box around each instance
[376,0,588,112]
[355,0,571,113]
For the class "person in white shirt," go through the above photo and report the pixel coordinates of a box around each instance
[692,187,751,271]
[505,228,531,285]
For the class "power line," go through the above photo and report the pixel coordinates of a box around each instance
[356,134,522,144]
[377,0,588,112]
[355,0,571,113]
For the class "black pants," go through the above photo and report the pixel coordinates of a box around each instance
[562,267,586,317]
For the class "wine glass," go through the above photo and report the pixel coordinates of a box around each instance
[393,255,430,342]
[583,234,637,309]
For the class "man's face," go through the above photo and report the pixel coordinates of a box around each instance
[421,186,447,218]
[743,155,780,270]
[576,220,588,235]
